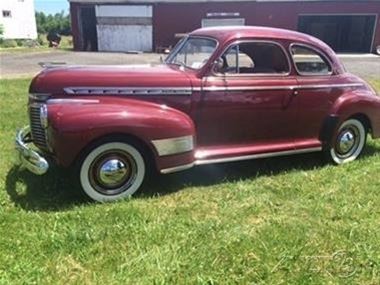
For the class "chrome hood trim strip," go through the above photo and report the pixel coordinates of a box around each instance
[64,87,192,96]
[46,98,99,105]
[48,99,100,104]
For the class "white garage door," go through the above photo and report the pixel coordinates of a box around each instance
[96,5,152,52]
[202,18,245,28]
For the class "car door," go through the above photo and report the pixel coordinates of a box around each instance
[197,40,298,151]
[290,44,336,146]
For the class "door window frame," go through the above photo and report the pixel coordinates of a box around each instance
[212,40,292,78]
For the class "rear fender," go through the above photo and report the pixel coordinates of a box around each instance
[330,91,380,138]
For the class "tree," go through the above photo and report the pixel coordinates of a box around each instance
[35,11,71,35]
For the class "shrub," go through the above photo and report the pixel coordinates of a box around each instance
[0,39,18,48]
[15,39,24,47]
[24,39,39,48]
[37,34,45,46]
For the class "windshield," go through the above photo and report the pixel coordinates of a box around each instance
[166,37,218,70]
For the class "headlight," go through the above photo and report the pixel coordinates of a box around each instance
[40,104,48,129]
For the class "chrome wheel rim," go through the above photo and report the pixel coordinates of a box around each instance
[89,150,137,196]
[335,126,360,159]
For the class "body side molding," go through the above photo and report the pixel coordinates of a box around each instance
[160,146,322,174]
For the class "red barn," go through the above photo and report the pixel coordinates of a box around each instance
[68,0,380,54]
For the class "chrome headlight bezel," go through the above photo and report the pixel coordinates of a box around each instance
[40,104,48,129]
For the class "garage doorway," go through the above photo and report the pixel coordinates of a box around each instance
[298,15,377,53]
[95,5,153,52]
[79,6,98,51]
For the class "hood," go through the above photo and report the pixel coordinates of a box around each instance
[29,64,193,95]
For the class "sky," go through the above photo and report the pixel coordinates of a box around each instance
[34,0,69,15]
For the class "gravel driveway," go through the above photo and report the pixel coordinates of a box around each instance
[1,50,379,79]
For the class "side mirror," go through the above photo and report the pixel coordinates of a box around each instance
[212,58,224,74]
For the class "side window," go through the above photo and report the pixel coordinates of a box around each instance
[291,45,332,75]
[218,42,289,75]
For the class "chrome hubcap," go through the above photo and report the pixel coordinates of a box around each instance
[335,126,360,158]
[338,130,355,154]
[89,150,137,196]
[99,159,129,188]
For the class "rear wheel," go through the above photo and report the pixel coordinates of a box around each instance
[328,119,366,164]
[79,141,146,202]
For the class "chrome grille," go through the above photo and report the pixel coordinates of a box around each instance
[29,104,48,150]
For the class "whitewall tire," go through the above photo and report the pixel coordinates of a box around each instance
[329,119,366,164]
[79,142,146,202]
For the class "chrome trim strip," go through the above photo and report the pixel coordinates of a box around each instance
[194,147,322,165]
[160,162,195,174]
[152,135,194,156]
[297,83,363,90]
[47,99,100,104]
[64,87,193,96]
[160,146,323,174]
[201,83,363,92]
[63,83,363,96]
[203,85,295,92]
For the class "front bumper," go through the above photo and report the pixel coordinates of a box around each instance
[15,126,49,175]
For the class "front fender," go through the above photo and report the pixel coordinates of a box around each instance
[330,91,380,138]
[47,98,196,169]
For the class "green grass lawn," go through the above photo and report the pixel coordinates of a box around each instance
[1,78,380,284]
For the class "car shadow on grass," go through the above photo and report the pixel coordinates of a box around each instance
[5,144,380,211]
[139,143,380,198]
[139,152,325,198]
[5,166,88,212]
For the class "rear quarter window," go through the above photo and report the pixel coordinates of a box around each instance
[291,44,332,75]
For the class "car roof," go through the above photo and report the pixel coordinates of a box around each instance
[190,25,345,74]
[191,25,329,48]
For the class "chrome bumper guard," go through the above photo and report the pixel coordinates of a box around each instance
[15,126,49,175]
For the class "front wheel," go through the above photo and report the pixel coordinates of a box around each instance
[328,119,367,164]
[79,141,146,202]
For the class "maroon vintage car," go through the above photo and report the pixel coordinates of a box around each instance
[16,26,380,202]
